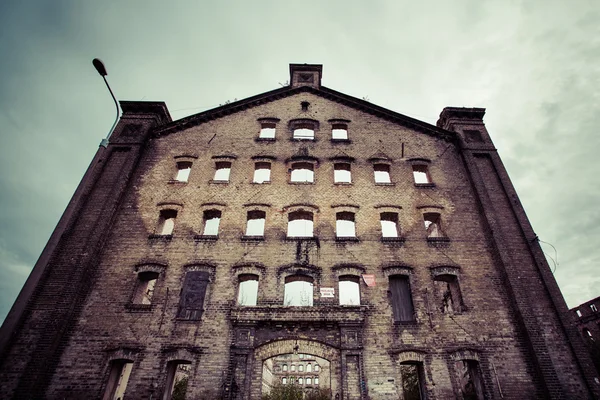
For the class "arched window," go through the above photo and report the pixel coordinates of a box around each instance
[336,212,356,238]
[287,211,314,237]
[306,377,312,385]
[331,123,348,140]
[314,364,319,372]
[245,210,266,237]
[253,162,271,183]
[282,364,288,372]
[259,122,276,139]
[298,364,304,372]
[293,124,315,140]
[291,364,296,372]
[202,210,222,236]
[237,274,259,306]
[380,212,399,238]
[339,275,360,305]
[306,363,312,372]
[284,275,314,306]
[290,162,314,183]
[282,377,287,384]
[298,377,303,385]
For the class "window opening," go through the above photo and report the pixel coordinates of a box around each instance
[314,364,319,372]
[245,210,266,236]
[576,309,582,318]
[306,377,312,385]
[103,360,133,400]
[339,275,360,305]
[591,304,598,312]
[253,162,271,183]
[282,377,287,384]
[259,122,276,139]
[374,164,391,183]
[177,271,210,320]
[299,364,304,372]
[175,161,192,182]
[214,161,232,181]
[287,211,314,237]
[163,362,190,400]
[584,329,593,338]
[158,209,177,235]
[290,162,314,183]
[237,274,259,306]
[284,275,314,306]
[389,275,415,322]
[298,377,304,384]
[412,165,431,184]
[293,124,315,140]
[202,210,222,236]
[336,212,356,238]
[434,274,463,313]
[315,377,319,385]
[380,212,399,238]
[331,123,348,140]
[455,360,484,400]
[132,271,159,305]
[291,364,296,372]
[334,163,352,183]
[283,364,288,372]
[400,362,426,400]
[424,213,443,238]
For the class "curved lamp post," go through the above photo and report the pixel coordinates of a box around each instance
[93,58,120,148]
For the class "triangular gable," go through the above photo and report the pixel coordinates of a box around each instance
[153,85,455,142]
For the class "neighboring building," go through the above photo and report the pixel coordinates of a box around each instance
[0,64,598,400]
[262,353,330,394]
[571,296,600,374]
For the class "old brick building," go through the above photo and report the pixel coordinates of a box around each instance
[0,64,598,399]
[571,296,600,375]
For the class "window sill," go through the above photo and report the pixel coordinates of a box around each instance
[167,180,188,185]
[126,303,153,311]
[381,237,406,244]
[334,182,353,186]
[194,235,219,242]
[209,180,229,184]
[427,236,450,247]
[285,236,318,242]
[335,236,360,243]
[290,138,316,142]
[374,182,395,186]
[241,235,265,242]
[393,320,418,326]
[414,183,436,188]
[255,137,276,142]
[148,234,173,241]
[289,181,315,185]
[251,181,271,185]
[331,139,351,144]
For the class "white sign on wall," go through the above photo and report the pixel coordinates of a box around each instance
[320,287,335,298]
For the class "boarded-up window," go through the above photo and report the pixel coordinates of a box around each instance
[389,275,415,322]
[177,271,209,320]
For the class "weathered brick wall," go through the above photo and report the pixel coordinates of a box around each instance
[2,81,597,399]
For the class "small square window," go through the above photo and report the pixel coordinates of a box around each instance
[202,210,222,236]
[293,127,315,140]
[214,161,231,182]
[334,163,352,183]
[157,209,177,235]
[374,164,391,184]
[259,122,276,139]
[332,124,348,140]
[253,162,271,183]
[290,162,314,183]
[412,165,431,184]
[175,161,192,182]
[380,212,399,238]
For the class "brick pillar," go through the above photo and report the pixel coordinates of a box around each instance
[0,102,171,399]
[438,107,600,399]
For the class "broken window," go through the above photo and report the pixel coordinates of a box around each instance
[591,304,598,312]
[424,213,444,238]
[163,361,190,400]
[576,309,583,318]
[336,212,356,238]
[284,275,314,306]
[132,271,159,305]
[412,165,431,184]
[455,360,484,400]
[287,211,314,237]
[158,209,177,235]
[293,123,315,140]
[334,163,352,183]
[245,210,266,236]
[253,162,271,183]
[259,122,276,139]
[103,360,133,400]
[290,162,314,183]
[374,164,391,183]
[213,161,231,181]
[177,271,209,320]
[380,212,399,238]
[389,275,415,322]
[237,274,258,306]
[339,275,360,305]
[331,123,348,140]
[434,274,463,313]
[202,209,221,236]
[175,161,192,182]
[400,362,426,400]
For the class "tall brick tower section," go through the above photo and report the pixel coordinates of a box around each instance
[0,64,598,400]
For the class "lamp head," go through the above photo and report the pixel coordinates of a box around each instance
[92,58,107,76]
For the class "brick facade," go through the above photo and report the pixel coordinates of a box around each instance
[0,64,598,399]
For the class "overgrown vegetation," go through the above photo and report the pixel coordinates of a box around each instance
[262,383,331,400]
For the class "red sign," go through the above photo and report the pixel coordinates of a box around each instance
[362,274,376,287]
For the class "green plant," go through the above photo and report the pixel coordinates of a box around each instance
[262,383,304,400]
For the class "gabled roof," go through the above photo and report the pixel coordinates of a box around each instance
[153,84,456,142]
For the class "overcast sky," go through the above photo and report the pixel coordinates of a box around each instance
[1,0,599,323]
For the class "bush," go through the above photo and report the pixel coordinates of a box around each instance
[262,384,331,400]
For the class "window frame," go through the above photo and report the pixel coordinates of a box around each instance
[388,273,416,323]
[103,359,134,400]
[287,210,315,238]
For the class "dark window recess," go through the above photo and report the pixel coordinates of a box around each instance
[389,275,415,322]
[464,130,483,143]
[434,274,464,313]
[400,363,426,400]
[455,360,484,400]
[177,271,209,320]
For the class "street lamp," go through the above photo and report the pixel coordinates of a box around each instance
[93,58,121,148]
